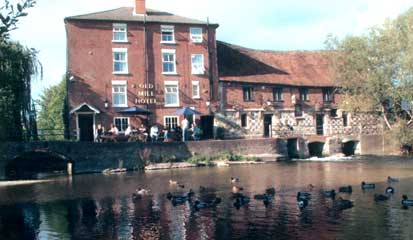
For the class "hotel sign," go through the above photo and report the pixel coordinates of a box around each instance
[136,84,157,104]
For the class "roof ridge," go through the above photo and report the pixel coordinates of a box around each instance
[65,7,127,20]
[217,40,329,54]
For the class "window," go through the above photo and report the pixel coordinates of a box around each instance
[241,113,247,127]
[323,88,334,102]
[343,113,348,127]
[161,25,175,43]
[165,81,179,107]
[162,49,176,74]
[113,23,127,42]
[192,81,200,99]
[299,88,309,101]
[112,81,127,107]
[243,87,253,102]
[114,117,129,132]
[191,54,204,74]
[273,87,283,101]
[295,104,303,117]
[190,27,203,43]
[113,48,128,74]
[330,109,338,117]
[165,116,179,129]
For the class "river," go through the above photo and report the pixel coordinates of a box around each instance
[0,157,413,240]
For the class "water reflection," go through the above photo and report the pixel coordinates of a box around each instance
[0,159,413,239]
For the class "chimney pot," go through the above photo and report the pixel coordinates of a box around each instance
[135,0,146,15]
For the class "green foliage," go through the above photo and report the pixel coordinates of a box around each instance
[326,8,413,128]
[0,40,41,141]
[186,155,213,165]
[0,0,40,142]
[326,8,413,147]
[389,118,413,147]
[37,78,66,140]
[0,0,36,40]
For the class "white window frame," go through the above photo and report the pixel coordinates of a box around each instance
[161,25,175,44]
[113,48,128,74]
[191,54,205,75]
[113,23,127,43]
[192,81,200,99]
[164,81,180,107]
[190,27,203,43]
[162,49,177,75]
[113,117,130,133]
[164,116,179,129]
[112,80,128,107]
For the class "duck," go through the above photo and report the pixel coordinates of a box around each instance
[136,188,150,195]
[186,189,195,199]
[334,197,354,210]
[323,189,336,199]
[387,176,399,183]
[385,186,395,194]
[361,181,376,190]
[199,186,215,193]
[231,177,240,183]
[297,198,309,209]
[297,192,311,200]
[263,195,273,207]
[339,185,353,193]
[194,200,209,210]
[254,194,268,200]
[265,187,276,196]
[232,186,244,193]
[374,194,389,202]
[171,196,188,206]
[401,195,413,207]
[233,195,250,209]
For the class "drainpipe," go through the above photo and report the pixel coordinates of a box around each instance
[64,20,71,140]
[207,17,214,102]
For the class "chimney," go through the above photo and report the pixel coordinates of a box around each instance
[135,0,146,15]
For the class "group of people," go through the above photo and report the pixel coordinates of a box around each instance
[94,117,202,143]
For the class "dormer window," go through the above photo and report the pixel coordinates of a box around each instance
[113,23,127,42]
[161,25,175,43]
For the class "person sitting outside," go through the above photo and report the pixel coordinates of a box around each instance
[95,123,105,143]
[150,124,159,143]
[125,125,132,137]
[139,124,148,142]
[192,124,202,141]
[109,124,119,136]
[163,126,173,142]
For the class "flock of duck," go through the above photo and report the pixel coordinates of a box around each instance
[132,176,413,211]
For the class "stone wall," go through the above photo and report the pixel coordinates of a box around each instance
[0,139,286,180]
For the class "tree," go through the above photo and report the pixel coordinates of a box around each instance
[0,0,40,141]
[0,0,36,40]
[37,78,66,140]
[326,8,413,144]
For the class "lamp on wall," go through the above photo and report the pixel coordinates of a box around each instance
[104,100,109,109]
[206,101,211,107]
[266,99,272,106]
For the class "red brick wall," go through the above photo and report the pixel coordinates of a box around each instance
[221,82,340,110]
[66,20,218,132]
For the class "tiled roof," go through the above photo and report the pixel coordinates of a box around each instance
[218,41,335,87]
[65,7,218,27]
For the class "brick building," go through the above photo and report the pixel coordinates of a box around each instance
[65,0,219,141]
[65,0,381,141]
[215,42,381,139]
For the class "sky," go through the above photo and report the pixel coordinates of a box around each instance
[8,0,413,99]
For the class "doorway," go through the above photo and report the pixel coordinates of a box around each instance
[200,115,214,139]
[264,114,273,137]
[316,114,324,135]
[287,138,299,159]
[78,114,94,141]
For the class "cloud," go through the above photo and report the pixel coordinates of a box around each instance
[8,0,413,99]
